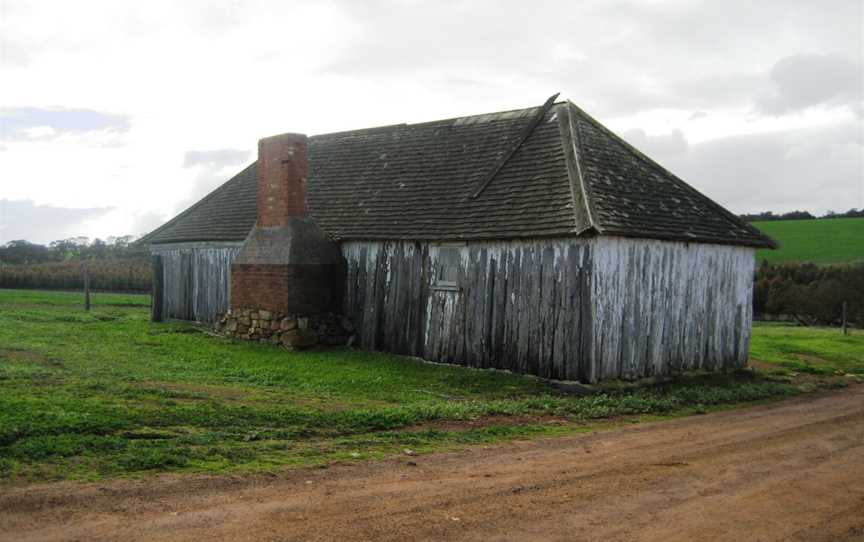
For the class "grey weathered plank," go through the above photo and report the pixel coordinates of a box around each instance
[151,243,241,323]
[151,255,164,322]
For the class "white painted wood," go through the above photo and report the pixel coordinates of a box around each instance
[589,237,755,380]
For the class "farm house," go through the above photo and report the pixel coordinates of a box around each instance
[141,95,776,383]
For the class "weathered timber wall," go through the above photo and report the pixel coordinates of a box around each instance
[344,238,755,382]
[589,237,755,381]
[151,237,756,382]
[150,243,242,322]
[342,240,593,381]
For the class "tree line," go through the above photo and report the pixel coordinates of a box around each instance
[740,208,864,222]
[0,237,151,293]
[0,236,148,265]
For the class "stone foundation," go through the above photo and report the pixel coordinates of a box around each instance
[215,309,353,349]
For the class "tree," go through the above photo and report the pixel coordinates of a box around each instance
[0,240,53,264]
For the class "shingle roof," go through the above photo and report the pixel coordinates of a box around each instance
[141,99,775,248]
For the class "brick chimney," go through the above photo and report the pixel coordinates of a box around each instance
[230,133,343,315]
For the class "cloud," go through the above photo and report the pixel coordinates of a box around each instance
[0,37,32,66]
[624,121,864,215]
[0,0,861,240]
[316,0,862,119]
[757,54,864,115]
[128,210,168,238]
[176,149,252,216]
[0,107,130,141]
[621,128,688,165]
[0,199,114,245]
[183,148,251,168]
[172,151,252,218]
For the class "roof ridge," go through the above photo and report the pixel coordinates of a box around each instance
[413,102,556,128]
[138,161,256,245]
[310,101,568,140]
[567,102,777,248]
[561,101,599,234]
[312,124,407,139]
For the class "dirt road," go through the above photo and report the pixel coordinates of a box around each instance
[2,387,863,542]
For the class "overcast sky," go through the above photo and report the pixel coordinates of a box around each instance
[1,0,862,244]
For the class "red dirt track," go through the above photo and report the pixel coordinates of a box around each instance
[2,387,863,541]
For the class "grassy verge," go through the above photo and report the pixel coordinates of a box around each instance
[0,289,857,485]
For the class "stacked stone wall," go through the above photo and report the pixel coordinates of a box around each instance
[216,309,353,349]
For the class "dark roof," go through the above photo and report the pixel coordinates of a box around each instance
[142,99,776,248]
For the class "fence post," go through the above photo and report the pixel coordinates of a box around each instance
[83,264,91,311]
[842,301,848,336]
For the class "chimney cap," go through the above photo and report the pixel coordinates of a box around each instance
[259,132,307,145]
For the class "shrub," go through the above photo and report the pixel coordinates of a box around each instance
[755,261,863,327]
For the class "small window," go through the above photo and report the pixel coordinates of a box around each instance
[434,245,461,291]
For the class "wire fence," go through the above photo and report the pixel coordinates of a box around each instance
[0,261,151,293]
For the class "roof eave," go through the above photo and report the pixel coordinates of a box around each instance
[597,228,778,250]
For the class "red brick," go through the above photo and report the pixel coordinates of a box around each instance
[257,133,308,226]
[231,263,343,314]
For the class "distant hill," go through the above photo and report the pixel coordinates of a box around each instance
[752,217,864,264]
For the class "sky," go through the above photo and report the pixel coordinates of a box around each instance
[1,0,862,245]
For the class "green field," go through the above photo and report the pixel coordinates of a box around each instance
[0,289,859,486]
[750,322,864,376]
[752,217,864,264]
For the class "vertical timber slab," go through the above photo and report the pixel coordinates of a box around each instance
[590,237,756,380]
[537,246,554,378]
[579,243,595,383]
[180,252,194,321]
[415,244,429,357]
[151,254,164,322]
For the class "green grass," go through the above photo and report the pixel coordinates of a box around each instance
[752,217,864,264]
[750,322,864,376]
[0,288,150,307]
[0,289,851,485]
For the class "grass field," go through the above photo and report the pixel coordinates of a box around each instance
[752,217,864,264]
[750,322,864,376]
[0,289,860,485]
